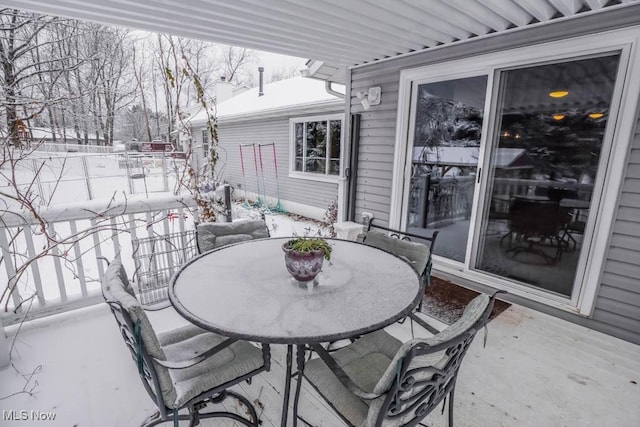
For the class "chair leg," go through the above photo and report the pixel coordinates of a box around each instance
[448,384,456,427]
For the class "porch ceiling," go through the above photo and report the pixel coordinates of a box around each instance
[3,0,639,78]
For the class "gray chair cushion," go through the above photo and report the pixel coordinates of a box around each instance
[306,294,492,427]
[304,330,403,426]
[364,230,430,275]
[102,260,176,404]
[197,220,269,253]
[159,326,265,408]
[103,259,266,409]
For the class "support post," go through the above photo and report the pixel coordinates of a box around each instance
[224,184,232,222]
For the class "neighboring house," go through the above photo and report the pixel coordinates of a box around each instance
[413,146,534,177]
[189,76,345,220]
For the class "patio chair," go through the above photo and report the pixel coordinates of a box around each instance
[362,218,439,334]
[303,291,502,427]
[101,257,271,427]
[499,197,571,264]
[131,229,198,309]
[196,219,270,253]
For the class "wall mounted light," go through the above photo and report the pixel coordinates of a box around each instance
[356,86,381,110]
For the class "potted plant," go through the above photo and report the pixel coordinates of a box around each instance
[282,236,332,283]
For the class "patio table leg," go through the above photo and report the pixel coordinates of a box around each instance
[292,344,306,427]
[281,344,293,427]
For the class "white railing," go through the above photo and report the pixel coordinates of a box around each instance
[12,150,186,206]
[31,142,115,154]
[0,193,197,326]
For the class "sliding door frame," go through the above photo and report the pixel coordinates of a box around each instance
[390,26,640,314]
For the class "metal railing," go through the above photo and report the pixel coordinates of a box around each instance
[0,194,197,326]
[14,150,187,206]
[409,175,593,228]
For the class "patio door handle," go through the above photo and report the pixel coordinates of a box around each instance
[477,167,482,184]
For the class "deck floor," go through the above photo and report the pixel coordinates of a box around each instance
[1,300,639,426]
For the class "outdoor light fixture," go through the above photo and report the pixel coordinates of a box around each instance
[356,86,381,110]
[588,112,604,119]
[553,113,565,121]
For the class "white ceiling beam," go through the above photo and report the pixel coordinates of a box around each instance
[109,0,385,60]
[191,0,410,57]
[478,0,534,27]
[5,0,365,64]
[446,0,512,31]
[547,0,583,16]
[584,0,608,10]
[515,0,557,21]
[406,0,493,36]
[399,0,475,40]
[320,0,443,46]
[361,0,468,42]
[231,0,420,58]
[279,0,430,53]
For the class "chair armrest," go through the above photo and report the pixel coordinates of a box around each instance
[408,312,441,335]
[310,344,382,400]
[153,337,238,369]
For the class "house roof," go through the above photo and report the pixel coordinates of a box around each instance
[8,1,639,83]
[189,76,343,125]
[414,146,533,169]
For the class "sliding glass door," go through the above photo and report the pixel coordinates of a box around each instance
[401,50,623,302]
[405,76,487,262]
[475,54,620,297]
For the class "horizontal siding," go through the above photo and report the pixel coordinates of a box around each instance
[193,114,340,214]
[595,113,640,344]
[352,66,400,222]
[350,13,640,343]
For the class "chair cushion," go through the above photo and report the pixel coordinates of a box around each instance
[159,326,265,407]
[304,330,403,426]
[372,293,490,395]
[364,231,430,275]
[102,260,176,405]
[197,220,269,253]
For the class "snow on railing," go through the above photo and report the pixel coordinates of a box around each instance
[0,193,197,326]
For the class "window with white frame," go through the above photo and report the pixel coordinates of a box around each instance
[291,115,342,177]
[201,129,210,157]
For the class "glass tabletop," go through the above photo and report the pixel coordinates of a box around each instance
[169,237,422,344]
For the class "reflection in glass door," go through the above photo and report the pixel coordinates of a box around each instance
[406,76,487,262]
[475,54,620,297]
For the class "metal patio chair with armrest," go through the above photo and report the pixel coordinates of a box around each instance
[196,219,270,254]
[362,218,439,334]
[131,229,198,309]
[101,257,271,427]
[303,291,503,427]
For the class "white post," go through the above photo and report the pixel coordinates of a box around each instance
[0,317,10,369]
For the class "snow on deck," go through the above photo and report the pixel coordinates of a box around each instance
[1,299,638,426]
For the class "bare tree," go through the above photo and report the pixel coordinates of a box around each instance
[0,9,77,145]
[217,45,256,86]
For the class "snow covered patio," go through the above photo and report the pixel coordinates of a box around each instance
[1,294,639,427]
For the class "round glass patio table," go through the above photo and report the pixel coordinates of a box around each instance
[169,237,422,344]
[169,237,422,427]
